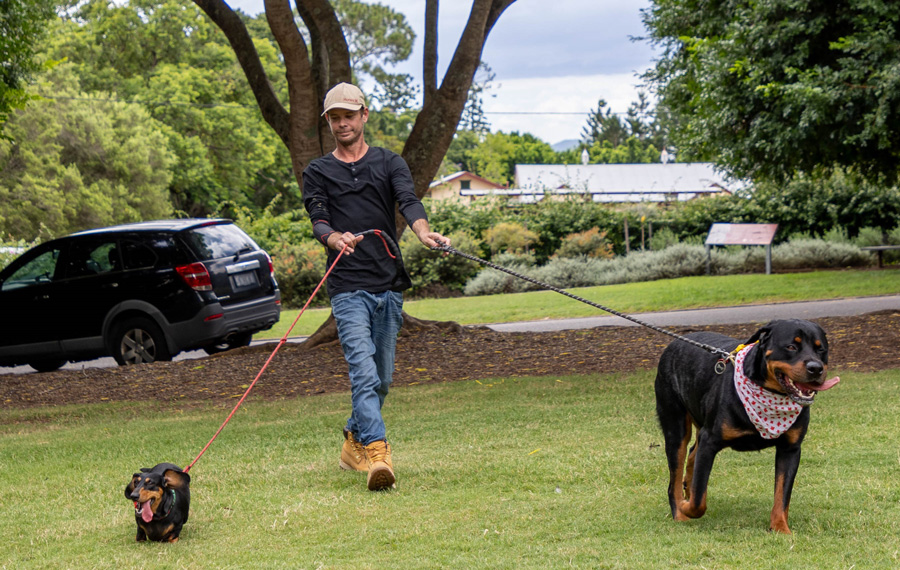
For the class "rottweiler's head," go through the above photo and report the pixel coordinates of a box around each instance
[125,466,188,523]
[743,319,840,406]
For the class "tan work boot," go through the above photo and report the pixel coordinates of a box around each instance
[364,440,395,491]
[339,429,369,472]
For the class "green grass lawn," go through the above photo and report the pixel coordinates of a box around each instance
[262,268,900,339]
[2,367,899,568]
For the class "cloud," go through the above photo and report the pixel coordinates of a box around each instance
[221,0,657,144]
[483,72,650,144]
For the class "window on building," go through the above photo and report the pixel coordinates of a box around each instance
[460,180,471,190]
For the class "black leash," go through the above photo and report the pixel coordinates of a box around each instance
[431,241,736,367]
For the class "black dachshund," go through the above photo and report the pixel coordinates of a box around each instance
[125,463,191,542]
[654,319,840,534]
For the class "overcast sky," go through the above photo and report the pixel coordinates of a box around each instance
[225,0,657,145]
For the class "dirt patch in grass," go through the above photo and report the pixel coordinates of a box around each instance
[2,311,898,410]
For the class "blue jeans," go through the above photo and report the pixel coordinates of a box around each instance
[331,290,404,445]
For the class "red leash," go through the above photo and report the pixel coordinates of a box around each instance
[184,244,349,474]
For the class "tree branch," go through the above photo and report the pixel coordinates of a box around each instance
[403,0,517,199]
[295,0,351,151]
[264,0,322,172]
[297,0,352,86]
[423,0,438,107]
[192,0,290,146]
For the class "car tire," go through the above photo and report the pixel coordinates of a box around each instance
[28,359,67,373]
[204,331,253,355]
[109,317,172,365]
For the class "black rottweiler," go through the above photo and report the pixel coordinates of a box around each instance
[654,319,840,534]
[124,462,191,542]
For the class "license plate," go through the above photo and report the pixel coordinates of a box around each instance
[230,270,259,291]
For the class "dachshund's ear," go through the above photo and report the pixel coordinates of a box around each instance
[125,474,140,498]
[745,322,775,345]
[163,469,190,490]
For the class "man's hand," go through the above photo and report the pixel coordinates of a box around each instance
[327,231,364,254]
[411,219,451,251]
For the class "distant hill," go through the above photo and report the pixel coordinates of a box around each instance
[551,139,580,152]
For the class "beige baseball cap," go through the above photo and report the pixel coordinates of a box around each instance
[322,82,366,115]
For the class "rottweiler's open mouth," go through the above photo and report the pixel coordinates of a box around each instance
[776,371,840,406]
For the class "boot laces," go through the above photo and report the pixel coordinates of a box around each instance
[347,433,366,461]
[367,442,388,463]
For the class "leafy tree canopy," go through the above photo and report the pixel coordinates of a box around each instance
[0,65,174,240]
[643,0,900,182]
[445,130,556,186]
[0,0,56,133]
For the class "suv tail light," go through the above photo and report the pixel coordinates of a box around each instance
[176,262,213,291]
[264,252,275,278]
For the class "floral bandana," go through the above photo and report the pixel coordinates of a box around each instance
[733,343,802,439]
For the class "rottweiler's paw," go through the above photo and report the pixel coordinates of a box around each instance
[677,501,706,519]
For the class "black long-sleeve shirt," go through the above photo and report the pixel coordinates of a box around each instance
[302,147,428,297]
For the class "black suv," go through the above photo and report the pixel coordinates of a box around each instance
[0,219,281,372]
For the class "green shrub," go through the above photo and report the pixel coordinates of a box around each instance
[267,239,329,309]
[225,204,313,253]
[483,221,539,254]
[771,239,872,270]
[400,230,484,297]
[463,252,537,295]
[553,227,614,259]
[533,256,607,289]
[648,226,680,250]
[462,239,875,296]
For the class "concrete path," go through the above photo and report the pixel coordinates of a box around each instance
[485,294,900,333]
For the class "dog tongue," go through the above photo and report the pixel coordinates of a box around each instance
[141,501,153,523]
[810,376,840,392]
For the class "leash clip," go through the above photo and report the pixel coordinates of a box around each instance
[714,349,738,375]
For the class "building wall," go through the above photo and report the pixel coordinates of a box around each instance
[428,175,505,205]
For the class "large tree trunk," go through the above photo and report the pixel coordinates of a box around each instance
[194,0,517,348]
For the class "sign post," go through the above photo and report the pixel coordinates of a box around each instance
[705,223,778,275]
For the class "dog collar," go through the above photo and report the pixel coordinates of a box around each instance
[733,344,802,439]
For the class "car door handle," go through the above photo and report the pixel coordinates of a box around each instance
[102,282,119,288]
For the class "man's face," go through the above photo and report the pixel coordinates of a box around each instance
[326,107,368,146]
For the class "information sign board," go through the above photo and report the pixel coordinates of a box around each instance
[705,223,778,246]
[705,223,778,274]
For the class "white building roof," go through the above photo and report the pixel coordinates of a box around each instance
[514,163,748,200]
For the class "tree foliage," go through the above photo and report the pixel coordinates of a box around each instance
[643,0,900,182]
[48,0,296,216]
[0,0,56,133]
[446,130,556,185]
[334,0,414,83]
[656,169,900,241]
[0,66,173,239]
[581,99,628,147]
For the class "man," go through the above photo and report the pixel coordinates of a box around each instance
[302,82,450,491]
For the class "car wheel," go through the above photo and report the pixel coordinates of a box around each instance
[28,359,67,373]
[204,331,253,355]
[109,317,171,365]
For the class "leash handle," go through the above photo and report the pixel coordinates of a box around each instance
[357,229,400,260]
[431,241,734,367]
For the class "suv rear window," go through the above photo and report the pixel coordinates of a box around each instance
[183,224,258,261]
